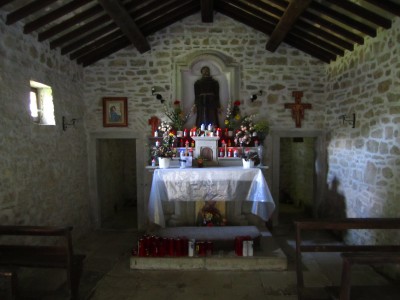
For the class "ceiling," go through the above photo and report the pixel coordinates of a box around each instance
[1,0,399,67]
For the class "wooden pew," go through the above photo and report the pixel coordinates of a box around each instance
[294,218,400,300]
[0,225,86,300]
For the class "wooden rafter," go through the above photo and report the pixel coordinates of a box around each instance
[6,0,58,25]
[201,0,213,23]
[266,0,312,52]
[325,0,391,29]
[98,0,150,53]
[363,0,400,17]
[24,0,93,34]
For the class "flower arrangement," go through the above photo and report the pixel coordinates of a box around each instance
[151,131,177,158]
[234,115,255,146]
[224,100,241,130]
[164,100,194,131]
[197,201,226,226]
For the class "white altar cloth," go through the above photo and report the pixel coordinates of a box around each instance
[148,167,275,227]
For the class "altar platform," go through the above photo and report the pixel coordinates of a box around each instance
[130,226,287,271]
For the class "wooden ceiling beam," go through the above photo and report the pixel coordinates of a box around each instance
[325,0,391,29]
[51,15,111,49]
[61,23,116,55]
[51,1,138,49]
[310,1,376,37]
[302,11,364,45]
[0,0,14,8]
[363,0,400,17]
[216,1,333,63]
[78,36,130,67]
[266,0,312,52]
[141,1,200,36]
[38,5,104,42]
[78,1,199,66]
[98,0,150,53]
[70,30,123,60]
[24,0,93,34]
[6,0,58,25]
[201,0,213,23]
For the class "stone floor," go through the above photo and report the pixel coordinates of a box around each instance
[9,204,400,300]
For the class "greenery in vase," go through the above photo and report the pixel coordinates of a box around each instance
[253,119,269,139]
[164,100,194,131]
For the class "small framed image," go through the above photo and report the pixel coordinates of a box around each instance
[102,97,128,127]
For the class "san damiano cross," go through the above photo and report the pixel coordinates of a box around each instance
[284,91,311,128]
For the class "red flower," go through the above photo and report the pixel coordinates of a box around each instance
[234,100,241,106]
[174,100,180,105]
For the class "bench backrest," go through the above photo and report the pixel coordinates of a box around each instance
[294,218,400,298]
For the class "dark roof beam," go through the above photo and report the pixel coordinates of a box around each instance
[50,15,111,49]
[70,30,123,60]
[6,0,59,25]
[325,0,392,29]
[78,36,130,67]
[0,0,14,8]
[201,0,214,23]
[216,1,333,63]
[141,1,200,36]
[61,23,117,55]
[266,0,312,52]
[363,0,400,17]
[24,0,93,34]
[38,5,104,42]
[310,1,376,37]
[98,0,150,53]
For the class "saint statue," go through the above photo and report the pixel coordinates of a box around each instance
[194,66,220,128]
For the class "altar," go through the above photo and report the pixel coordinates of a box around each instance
[148,167,275,227]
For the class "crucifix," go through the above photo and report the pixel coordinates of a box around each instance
[284,91,311,128]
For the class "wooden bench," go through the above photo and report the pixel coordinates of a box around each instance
[294,218,400,300]
[0,225,86,300]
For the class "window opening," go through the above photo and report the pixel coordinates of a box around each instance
[29,80,55,125]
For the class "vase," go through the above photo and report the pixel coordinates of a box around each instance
[242,159,254,169]
[158,157,171,169]
[257,145,264,166]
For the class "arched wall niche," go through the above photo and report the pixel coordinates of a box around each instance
[174,50,240,129]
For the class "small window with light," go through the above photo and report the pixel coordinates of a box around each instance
[29,80,55,125]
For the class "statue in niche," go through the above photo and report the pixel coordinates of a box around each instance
[194,66,220,128]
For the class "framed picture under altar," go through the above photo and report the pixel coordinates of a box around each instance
[102,97,128,127]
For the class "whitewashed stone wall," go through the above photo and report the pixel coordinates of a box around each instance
[325,19,400,247]
[0,12,91,239]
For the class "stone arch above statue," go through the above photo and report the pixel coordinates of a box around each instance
[174,50,240,129]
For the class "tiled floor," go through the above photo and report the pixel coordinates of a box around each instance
[11,205,400,300]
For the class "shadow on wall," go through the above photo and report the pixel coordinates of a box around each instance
[319,176,347,219]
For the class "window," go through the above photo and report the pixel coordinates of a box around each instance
[29,81,55,125]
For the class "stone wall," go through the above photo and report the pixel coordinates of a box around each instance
[325,19,400,247]
[83,13,326,138]
[0,12,91,239]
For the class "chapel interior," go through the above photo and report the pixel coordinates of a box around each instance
[1,1,400,299]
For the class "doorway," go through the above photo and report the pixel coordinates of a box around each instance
[88,132,146,230]
[279,137,316,222]
[271,130,327,225]
[97,139,137,229]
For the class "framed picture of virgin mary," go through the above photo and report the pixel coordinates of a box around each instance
[102,97,128,127]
